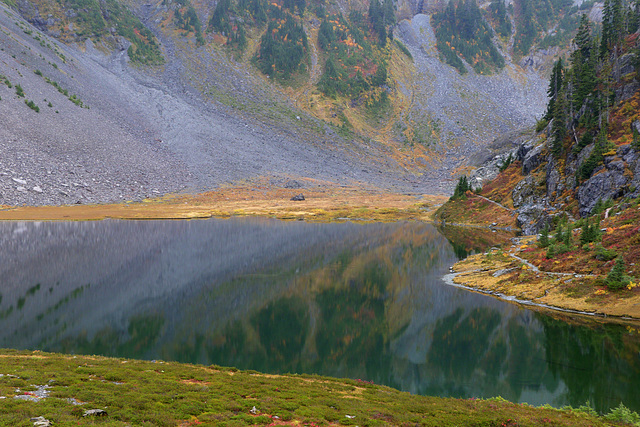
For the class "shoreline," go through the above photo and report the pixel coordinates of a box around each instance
[443,270,640,325]
[0,185,448,222]
[447,242,640,324]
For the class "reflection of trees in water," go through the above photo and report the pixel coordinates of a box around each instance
[541,316,640,413]
[48,313,166,360]
[424,308,558,403]
[203,261,394,381]
[437,225,514,260]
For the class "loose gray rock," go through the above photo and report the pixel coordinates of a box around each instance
[83,409,107,417]
[31,416,52,427]
[12,178,27,185]
[284,180,302,189]
[290,194,305,201]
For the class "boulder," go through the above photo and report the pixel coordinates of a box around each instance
[577,167,629,216]
[284,180,302,189]
[522,143,544,175]
[512,176,538,208]
[83,409,107,417]
[30,417,51,427]
[516,203,553,236]
[290,194,305,201]
[546,157,564,200]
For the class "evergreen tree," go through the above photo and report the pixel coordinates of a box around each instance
[551,83,568,157]
[452,175,470,200]
[318,19,336,50]
[383,0,395,26]
[574,14,592,59]
[209,0,232,34]
[545,59,564,121]
[601,0,613,58]
[563,223,572,247]
[489,0,511,37]
[606,257,628,290]
[539,223,550,248]
[237,25,247,50]
[554,222,564,245]
[601,0,623,57]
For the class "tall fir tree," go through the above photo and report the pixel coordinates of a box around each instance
[545,59,564,121]
[551,83,568,157]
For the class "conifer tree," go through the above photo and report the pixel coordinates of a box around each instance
[580,218,593,245]
[563,223,572,247]
[601,0,613,58]
[545,59,564,121]
[452,175,470,200]
[606,257,628,290]
[575,14,592,59]
[539,224,550,248]
[551,83,568,157]
[554,222,564,245]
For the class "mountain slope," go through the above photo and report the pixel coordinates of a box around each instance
[0,0,606,207]
[1,1,426,207]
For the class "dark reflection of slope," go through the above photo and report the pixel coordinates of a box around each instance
[541,316,640,413]
[1,219,639,413]
[436,225,515,260]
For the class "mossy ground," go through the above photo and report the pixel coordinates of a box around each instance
[0,349,627,426]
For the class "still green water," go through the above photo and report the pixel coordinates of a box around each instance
[0,218,639,413]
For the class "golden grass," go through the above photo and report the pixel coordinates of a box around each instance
[0,179,447,222]
[452,242,640,323]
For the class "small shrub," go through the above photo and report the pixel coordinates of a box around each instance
[34,69,42,76]
[24,99,39,112]
[606,403,640,424]
[535,117,549,132]
[606,257,630,290]
[499,153,514,172]
[15,84,24,97]
[573,401,598,417]
[595,244,617,261]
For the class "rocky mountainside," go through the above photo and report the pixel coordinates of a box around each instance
[444,8,640,235]
[0,0,609,206]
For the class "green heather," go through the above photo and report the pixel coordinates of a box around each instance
[0,349,635,426]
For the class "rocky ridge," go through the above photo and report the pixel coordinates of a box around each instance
[466,54,640,235]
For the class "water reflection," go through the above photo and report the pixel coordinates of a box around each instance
[0,219,639,413]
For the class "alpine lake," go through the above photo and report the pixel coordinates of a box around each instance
[1,218,639,414]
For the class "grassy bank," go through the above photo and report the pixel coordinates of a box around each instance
[0,349,635,426]
[0,183,446,223]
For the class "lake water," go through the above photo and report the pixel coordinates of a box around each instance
[1,218,639,413]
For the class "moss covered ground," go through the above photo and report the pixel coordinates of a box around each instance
[0,349,631,426]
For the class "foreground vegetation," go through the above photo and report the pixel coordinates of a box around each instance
[1,349,638,426]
